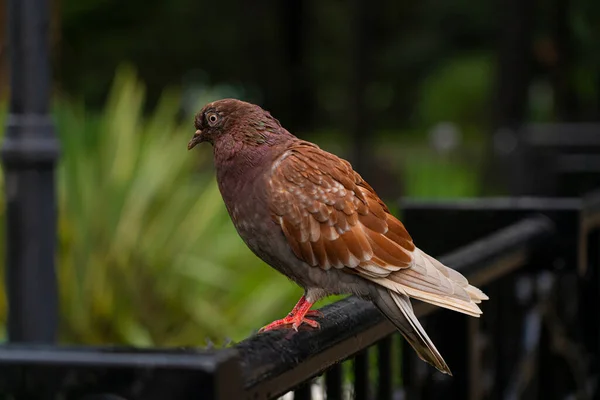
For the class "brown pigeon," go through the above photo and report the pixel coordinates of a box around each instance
[188,98,488,375]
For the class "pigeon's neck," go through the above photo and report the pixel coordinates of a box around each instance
[213,127,294,176]
[213,140,286,208]
[215,141,269,179]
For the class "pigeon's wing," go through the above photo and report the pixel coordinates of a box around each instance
[268,140,414,277]
[268,141,487,315]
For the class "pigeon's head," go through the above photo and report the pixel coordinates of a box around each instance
[188,98,286,150]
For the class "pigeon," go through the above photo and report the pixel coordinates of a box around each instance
[187,98,488,375]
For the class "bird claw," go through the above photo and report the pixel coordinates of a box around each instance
[285,309,323,319]
[259,316,321,333]
[260,299,323,333]
[292,317,320,331]
[305,310,324,318]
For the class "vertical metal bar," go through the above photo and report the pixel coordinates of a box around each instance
[400,334,418,397]
[294,381,312,400]
[468,317,483,400]
[488,275,525,399]
[550,0,577,121]
[582,230,600,371]
[2,0,60,342]
[590,230,600,376]
[283,0,311,133]
[491,0,534,130]
[213,349,245,400]
[429,313,468,399]
[353,350,370,400]
[580,194,600,391]
[377,336,393,400]
[536,310,555,399]
[325,363,343,400]
[349,0,373,181]
[484,0,535,195]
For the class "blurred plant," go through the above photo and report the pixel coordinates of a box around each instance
[416,53,493,134]
[0,103,6,340]
[0,66,303,346]
[402,150,480,198]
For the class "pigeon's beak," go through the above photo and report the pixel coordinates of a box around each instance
[187,130,204,150]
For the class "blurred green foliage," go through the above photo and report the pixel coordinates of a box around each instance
[0,105,5,340]
[417,54,493,130]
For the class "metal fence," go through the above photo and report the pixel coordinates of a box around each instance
[0,194,599,399]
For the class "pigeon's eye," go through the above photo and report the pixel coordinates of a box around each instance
[207,113,219,126]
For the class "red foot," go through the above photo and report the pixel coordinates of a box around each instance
[258,315,320,333]
[304,310,323,318]
[258,295,323,333]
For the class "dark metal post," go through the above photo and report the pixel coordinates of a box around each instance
[283,0,311,133]
[483,0,535,195]
[293,382,312,400]
[376,336,393,399]
[325,363,343,399]
[349,0,372,180]
[581,228,600,375]
[353,350,370,400]
[550,0,578,121]
[2,0,60,342]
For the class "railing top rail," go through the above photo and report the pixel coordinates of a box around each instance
[522,124,600,147]
[237,215,556,399]
[0,344,233,371]
[398,196,582,211]
[582,189,600,223]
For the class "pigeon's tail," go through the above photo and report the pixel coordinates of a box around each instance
[372,286,452,375]
[368,247,488,318]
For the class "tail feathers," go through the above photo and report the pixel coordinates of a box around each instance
[419,248,489,303]
[465,285,489,303]
[402,286,483,317]
[373,287,452,375]
[369,247,488,318]
[370,277,484,318]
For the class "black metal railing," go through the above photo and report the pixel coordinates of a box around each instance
[3,201,599,399]
[493,123,600,197]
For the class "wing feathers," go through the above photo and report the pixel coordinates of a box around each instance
[312,237,329,269]
[359,211,388,233]
[385,217,415,251]
[365,227,412,266]
[321,223,339,241]
[344,228,373,258]
[267,140,488,376]
[327,237,349,268]
[299,240,317,267]
[269,140,487,319]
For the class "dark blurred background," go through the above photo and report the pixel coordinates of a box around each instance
[0,0,598,347]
